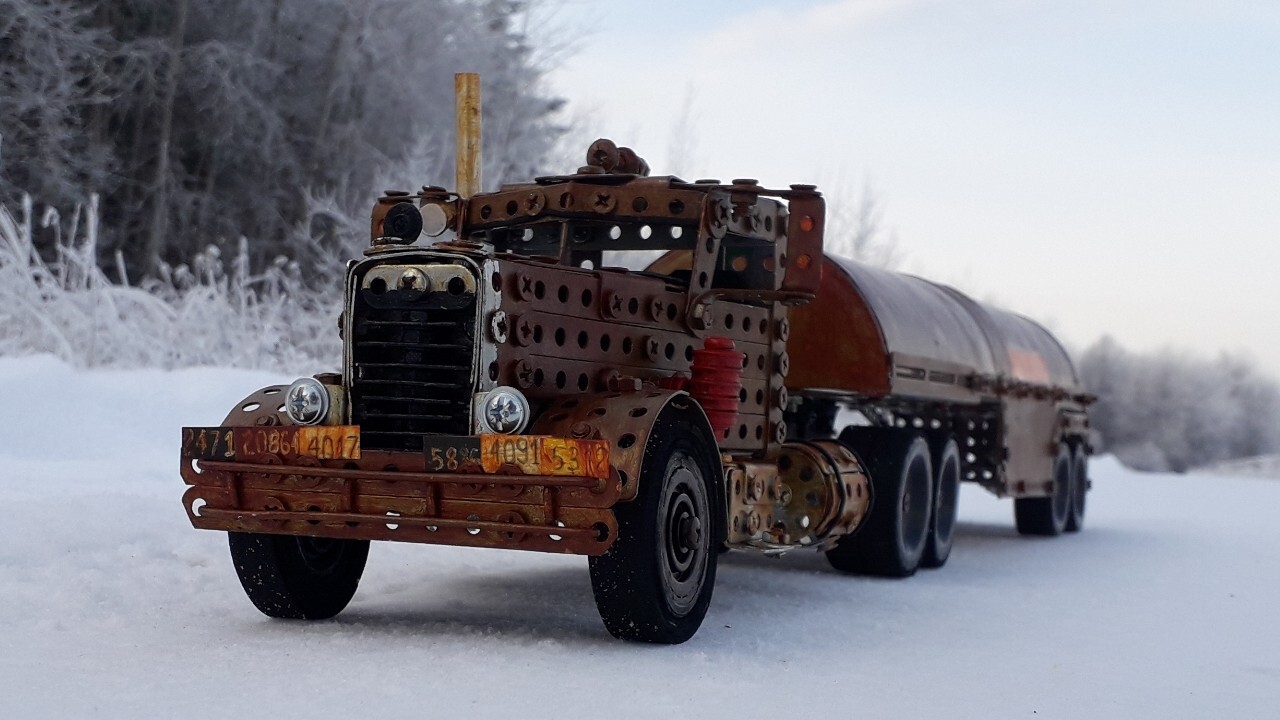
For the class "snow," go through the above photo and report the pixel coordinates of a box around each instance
[2,355,1278,719]
[1198,453,1280,480]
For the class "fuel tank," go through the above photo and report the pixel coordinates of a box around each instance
[787,255,1080,403]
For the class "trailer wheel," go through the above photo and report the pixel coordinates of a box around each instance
[922,437,961,568]
[1015,444,1072,536]
[227,532,369,620]
[589,402,720,644]
[1066,446,1088,532]
[828,428,933,577]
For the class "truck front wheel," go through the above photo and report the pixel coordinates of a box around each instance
[228,532,369,620]
[589,404,719,644]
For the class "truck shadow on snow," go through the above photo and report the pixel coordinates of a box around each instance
[278,521,1142,645]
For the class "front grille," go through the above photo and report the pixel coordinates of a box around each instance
[348,266,477,451]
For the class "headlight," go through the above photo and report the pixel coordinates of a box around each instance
[285,377,330,426]
[477,386,530,434]
[420,201,450,237]
[381,202,422,244]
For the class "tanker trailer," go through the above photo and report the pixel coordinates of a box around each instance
[786,257,1093,574]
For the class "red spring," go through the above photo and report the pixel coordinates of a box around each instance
[689,337,745,441]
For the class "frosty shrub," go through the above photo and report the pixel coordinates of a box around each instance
[1080,336,1280,472]
[0,196,340,373]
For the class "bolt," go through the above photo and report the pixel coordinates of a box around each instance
[514,360,535,388]
[649,298,665,321]
[680,515,702,546]
[716,202,730,224]
[644,336,661,361]
[513,316,536,346]
[489,311,509,343]
[569,422,592,439]
[593,192,616,213]
[398,268,428,294]
[516,273,534,301]
[688,303,712,331]
[607,293,625,318]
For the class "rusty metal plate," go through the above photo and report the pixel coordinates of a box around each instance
[182,426,361,461]
[478,435,610,479]
[422,435,611,480]
[182,427,236,460]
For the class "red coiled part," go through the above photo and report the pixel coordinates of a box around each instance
[689,337,745,441]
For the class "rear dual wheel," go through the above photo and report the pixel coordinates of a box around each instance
[1066,445,1088,532]
[921,437,961,568]
[1015,443,1072,536]
[828,428,934,577]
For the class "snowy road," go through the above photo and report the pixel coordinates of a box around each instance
[2,356,1277,719]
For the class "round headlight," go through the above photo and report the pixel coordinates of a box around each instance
[420,202,450,238]
[381,202,423,244]
[479,386,530,434]
[285,377,330,426]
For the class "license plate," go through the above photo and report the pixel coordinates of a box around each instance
[424,435,610,480]
[182,426,361,461]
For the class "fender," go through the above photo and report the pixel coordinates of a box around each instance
[530,389,726,545]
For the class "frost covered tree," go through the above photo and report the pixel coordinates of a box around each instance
[0,0,567,277]
[0,0,115,212]
[1079,336,1280,472]
[824,181,901,269]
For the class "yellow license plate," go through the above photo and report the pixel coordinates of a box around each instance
[235,426,361,460]
[477,435,610,480]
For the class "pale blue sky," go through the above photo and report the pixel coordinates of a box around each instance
[541,0,1280,377]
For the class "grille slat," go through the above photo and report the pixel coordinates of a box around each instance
[362,320,460,328]
[348,265,478,451]
[357,340,473,350]
[358,361,472,371]
[359,412,459,421]
[359,395,457,406]
[358,376,458,386]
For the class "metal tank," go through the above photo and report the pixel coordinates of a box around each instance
[788,255,1083,404]
[788,255,1090,500]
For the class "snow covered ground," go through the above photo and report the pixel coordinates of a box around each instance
[2,355,1277,719]
[1198,453,1280,480]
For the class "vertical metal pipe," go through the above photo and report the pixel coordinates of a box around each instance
[455,73,482,199]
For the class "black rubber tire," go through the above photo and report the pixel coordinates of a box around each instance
[827,427,934,577]
[228,532,369,620]
[921,437,961,569]
[1015,444,1072,536]
[1066,445,1088,532]
[588,401,721,644]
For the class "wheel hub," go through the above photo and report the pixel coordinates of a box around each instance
[656,454,711,617]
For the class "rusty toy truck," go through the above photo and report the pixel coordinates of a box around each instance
[180,75,1092,644]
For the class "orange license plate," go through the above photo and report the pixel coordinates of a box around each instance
[480,435,611,479]
[182,426,361,461]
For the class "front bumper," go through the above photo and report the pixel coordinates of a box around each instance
[180,425,620,556]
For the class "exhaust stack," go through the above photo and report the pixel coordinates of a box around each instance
[455,73,482,199]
